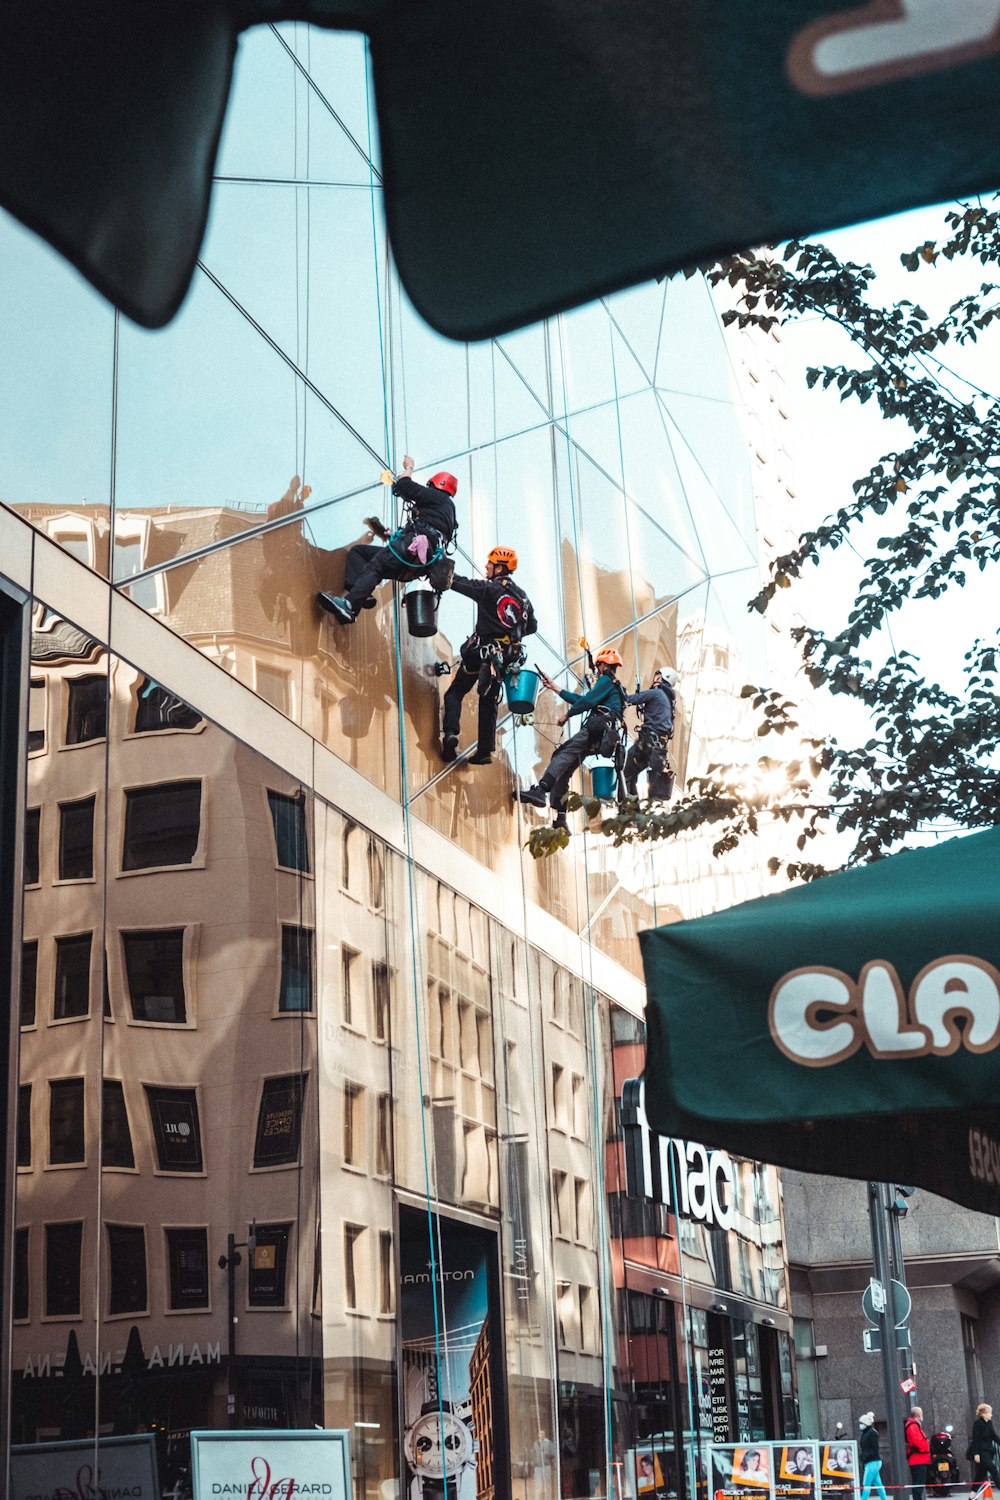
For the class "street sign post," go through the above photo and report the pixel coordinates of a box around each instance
[863,1327,911,1354]
[862,1278,911,1328]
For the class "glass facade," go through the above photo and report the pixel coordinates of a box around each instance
[0,21,801,1500]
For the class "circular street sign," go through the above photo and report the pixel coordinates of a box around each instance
[862,1278,911,1327]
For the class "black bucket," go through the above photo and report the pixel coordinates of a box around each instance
[405,589,438,637]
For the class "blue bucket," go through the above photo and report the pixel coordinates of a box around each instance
[590,763,617,800]
[506,669,539,714]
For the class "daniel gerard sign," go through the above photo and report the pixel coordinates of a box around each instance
[190,1430,351,1500]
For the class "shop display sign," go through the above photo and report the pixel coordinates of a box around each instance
[621,1079,735,1231]
[190,1429,350,1499]
[709,1444,859,1500]
[708,1347,729,1441]
[11,1432,158,1500]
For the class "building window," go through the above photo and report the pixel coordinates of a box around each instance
[123,929,186,1023]
[66,675,107,745]
[552,1171,568,1236]
[166,1228,209,1310]
[24,807,40,885]
[368,839,384,910]
[379,1230,393,1315]
[255,664,290,714]
[45,1222,83,1317]
[373,963,390,1042]
[134,678,201,733]
[552,1065,566,1129]
[102,1081,135,1169]
[13,1228,28,1321]
[114,532,159,612]
[17,1084,31,1167]
[344,1223,365,1311]
[58,796,95,880]
[267,790,310,872]
[376,1094,392,1177]
[123,781,201,870]
[572,1073,587,1138]
[253,1075,305,1168]
[54,933,92,1019]
[145,1086,203,1173]
[341,946,358,1026]
[20,941,37,1027]
[248,1223,292,1307]
[49,1079,85,1165]
[344,1083,364,1167]
[279,926,314,1012]
[574,1178,591,1243]
[28,678,46,753]
[107,1224,147,1315]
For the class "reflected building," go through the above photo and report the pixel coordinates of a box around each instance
[1,21,803,1500]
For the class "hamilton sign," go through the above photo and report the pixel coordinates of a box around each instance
[621,1078,735,1231]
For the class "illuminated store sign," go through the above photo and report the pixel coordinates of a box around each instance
[621,1078,735,1231]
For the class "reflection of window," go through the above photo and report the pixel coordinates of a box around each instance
[28,679,46,753]
[49,1079,85,1165]
[556,1281,574,1348]
[54,934,91,1019]
[572,1073,587,1138]
[376,1094,392,1177]
[114,530,159,612]
[13,1228,28,1320]
[102,1081,135,1168]
[344,1083,363,1167]
[17,1085,31,1167]
[20,941,37,1027]
[166,1227,210,1310]
[279,926,314,1013]
[66,675,107,745]
[552,1065,566,1128]
[58,796,95,880]
[123,929,186,1023]
[552,1171,568,1236]
[367,838,384,909]
[248,1223,291,1307]
[123,781,201,869]
[24,808,40,885]
[579,1284,594,1351]
[255,664,290,714]
[340,945,358,1026]
[253,1075,305,1168]
[45,1221,83,1316]
[267,789,310,872]
[145,1086,203,1172]
[107,1224,147,1315]
[574,1177,590,1243]
[134,678,201,733]
[373,963,390,1042]
[344,1223,365,1311]
[379,1230,393,1315]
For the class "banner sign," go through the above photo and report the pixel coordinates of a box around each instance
[820,1443,858,1500]
[709,1444,857,1500]
[641,828,1000,1215]
[11,1433,158,1500]
[190,1429,350,1500]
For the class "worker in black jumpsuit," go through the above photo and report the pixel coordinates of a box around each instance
[441,546,537,764]
[624,667,677,798]
[514,648,626,821]
[317,456,458,623]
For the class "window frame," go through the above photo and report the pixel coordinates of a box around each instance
[57,794,96,883]
[44,1220,84,1320]
[121,925,190,1026]
[64,672,108,747]
[48,1077,86,1167]
[266,788,311,874]
[252,1074,306,1170]
[52,931,93,1022]
[144,1085,205,1175]
[165,1226,211,1312]
[101,1079,136,1170]
[278,924,315,1015]
[121,779,204,874]
[105,1222,149,1318]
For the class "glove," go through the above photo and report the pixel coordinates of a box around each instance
[364,515,390,540]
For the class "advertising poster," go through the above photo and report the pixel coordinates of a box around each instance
[398,1206,505,1500]
[630,1445,678,1500]
[710,1444,773,1500]
[820,1442,859,1500]
[11,1433,158,1500]
[776,1445,819,1499]
[190,1429,350,1499]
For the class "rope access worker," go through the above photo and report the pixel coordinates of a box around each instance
[317,454,458,624]
[624,667,677,799]
[514,647,626,823]
[441,546,538,765]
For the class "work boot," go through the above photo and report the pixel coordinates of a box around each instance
[317,593,357,624]
[469,750,493,765]
[441,735,459,763]
[514,784,548,809]
[553,811,568,831]
[360,597,377,609]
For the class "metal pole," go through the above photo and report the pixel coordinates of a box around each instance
[868,1184,909,1496]
[227,1232,238,1427]
[886,1198,915,1402]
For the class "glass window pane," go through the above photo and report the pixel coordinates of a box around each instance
[134,677,202,733]
[253,1075,305,1167]
[28,678,46,753]
[49,1079,85,1165]
[267,789,310,872]
[106,1225,148,1315]
[17,1085,31,1168]
[45,1222,83,1317]
[102,1080,135,1168]
[144,1086,203,1172]
[123,929,186,1023]
[20,941,37,1027]
[66,674,108,744]
[280,925,314,1012]
[58,795,95,880]
[54,934,91,1019]
[23,808,39,886]
[248,1223,292,1307]
[13,1228,29,1321]
[167,1227,210,1310]
[122,781,201,869]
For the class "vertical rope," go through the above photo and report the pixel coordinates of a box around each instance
[608,317,643,683]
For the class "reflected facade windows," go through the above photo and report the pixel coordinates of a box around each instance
[166,1227,210,1310]
[23,807,39,885]
[20,940,37,1027]
[267,788,310,872]
[122,928,187,1023]
[28,678,45,753]
[58,795,95,880]
[279,925,314,1012]
[101,1080,135,1168]
[253,1075,305,1168]
[45,1222,83,1317]
[13,1229,29,1322]
[65,674,107,745]
[248,1224,292,1307]
[122,780,201,869]
[133,677,202,733]
[106,1224,148,1316]
[48,1078,85,1164]
[16,1084,31,1168]
[145,1086,204,1172]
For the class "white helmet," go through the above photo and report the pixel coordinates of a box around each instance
[654,666,679,685]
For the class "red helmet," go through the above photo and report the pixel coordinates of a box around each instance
[428,471,458,497]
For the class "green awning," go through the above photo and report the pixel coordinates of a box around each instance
[3,3,1000,336]
[640,828,1000,1213]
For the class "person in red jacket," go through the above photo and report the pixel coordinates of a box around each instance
[905,1407,931,1500]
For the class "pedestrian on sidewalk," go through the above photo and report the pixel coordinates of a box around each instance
[859,1413,888,1500]
[905,1406,930,1500]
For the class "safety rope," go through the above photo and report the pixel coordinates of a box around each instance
[608,318,643,682]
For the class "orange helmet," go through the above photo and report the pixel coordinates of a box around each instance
[594,647,623,669]
[428,471,458,496]
[487,545,518,572]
